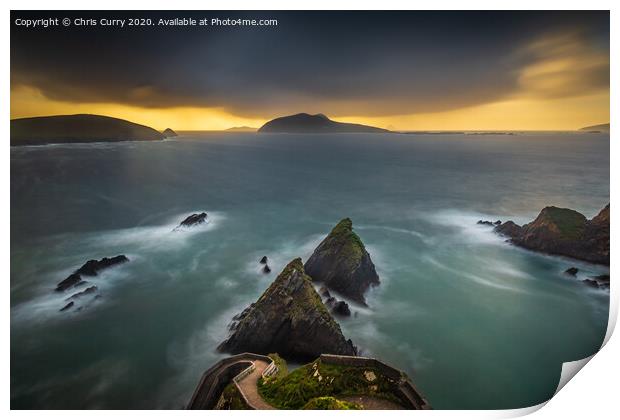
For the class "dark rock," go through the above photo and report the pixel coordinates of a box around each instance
[564,267,579,276]
[582,279,599,288]
[260,256,268,264]
[263,265,272,274]
[477,220,494,226]
[304,218,380,306]
[60,301,74,312]
[178,212,207,228]
[494,220,502,225]
[583,274,610,289]
[325,296,336,306]
[493,204,609,265]
[68,285,99,300]
[319,286,331,298]
[162,128,178,138]
[217,258,356,361]
[331,300,351,317]
[494,221,523,238]
[56,255,129,292]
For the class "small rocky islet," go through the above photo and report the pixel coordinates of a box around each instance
[55,255,128,312]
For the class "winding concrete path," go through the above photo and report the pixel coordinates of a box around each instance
[235,360,275,410]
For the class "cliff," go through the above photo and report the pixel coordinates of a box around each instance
[494,204,609,265]
[304,218,380,305]
[217,258,356,360]
[10,114,164,146]
[258,113,390,134]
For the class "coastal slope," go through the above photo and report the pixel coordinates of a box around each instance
[10,114,165,145]
[305,218,380,305]
[579,123,610,132]
[258,113,390,134]
[217,258,356,360]
[495,204,610,265]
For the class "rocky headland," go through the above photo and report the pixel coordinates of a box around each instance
[10,114,165,146]
[304,218,380,305]
[493,204,609,266]
[217,258,356,360]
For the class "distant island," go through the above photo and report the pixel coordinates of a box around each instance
[163,128,178,138]
[258,113,390,134]
[10,114,165,146]
[226,126,257,132]
[579,123,610,132]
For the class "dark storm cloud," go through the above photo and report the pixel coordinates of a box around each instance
[10,11,609,117]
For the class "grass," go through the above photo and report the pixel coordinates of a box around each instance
[258,358,403,409]
[302,396,362,410]
[541,207,587,239]
[217,383,249,410]
[267,353,289,380]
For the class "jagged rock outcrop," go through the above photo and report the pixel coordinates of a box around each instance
[260,256,268,264]
[217,258,356,360]
[177,212,207,228]
[56,255,129,291]
[494,204,609,265]
[583,274,610,289]
[304,218,379,305]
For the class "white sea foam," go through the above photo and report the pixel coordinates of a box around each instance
[95,210,225,252]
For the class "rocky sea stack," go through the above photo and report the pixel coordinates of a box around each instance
[217,258,356,360]
[494,204,609,265]
[305,218,379,305]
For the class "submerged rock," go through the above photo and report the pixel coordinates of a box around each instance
[60,301,74,312]
[331,300,351,317]
[56,255,129,292]
[477,220,494,226]
[564,267,579,276]
[178,212,207,228]
[583,274,610,289]
[260,256,268,264]
[217,258,356,360]
[494,204,609,265]
[68,285,99,300]
[319,286,331,298]
[304,218,379,305]
[263,265,272,274]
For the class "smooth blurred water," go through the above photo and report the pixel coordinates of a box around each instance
[10,132,609,409]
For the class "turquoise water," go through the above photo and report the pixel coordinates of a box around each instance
[10,132,609,409]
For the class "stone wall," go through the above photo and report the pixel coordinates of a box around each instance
[319,354,431,409]
[187,352,273,409]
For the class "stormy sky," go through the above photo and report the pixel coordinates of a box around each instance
[10,11,610,129]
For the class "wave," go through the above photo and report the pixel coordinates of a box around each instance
[94,210,225,252]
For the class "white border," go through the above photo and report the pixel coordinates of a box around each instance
[3,2,616,419]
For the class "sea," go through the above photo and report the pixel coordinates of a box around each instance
[10,131,609,409]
